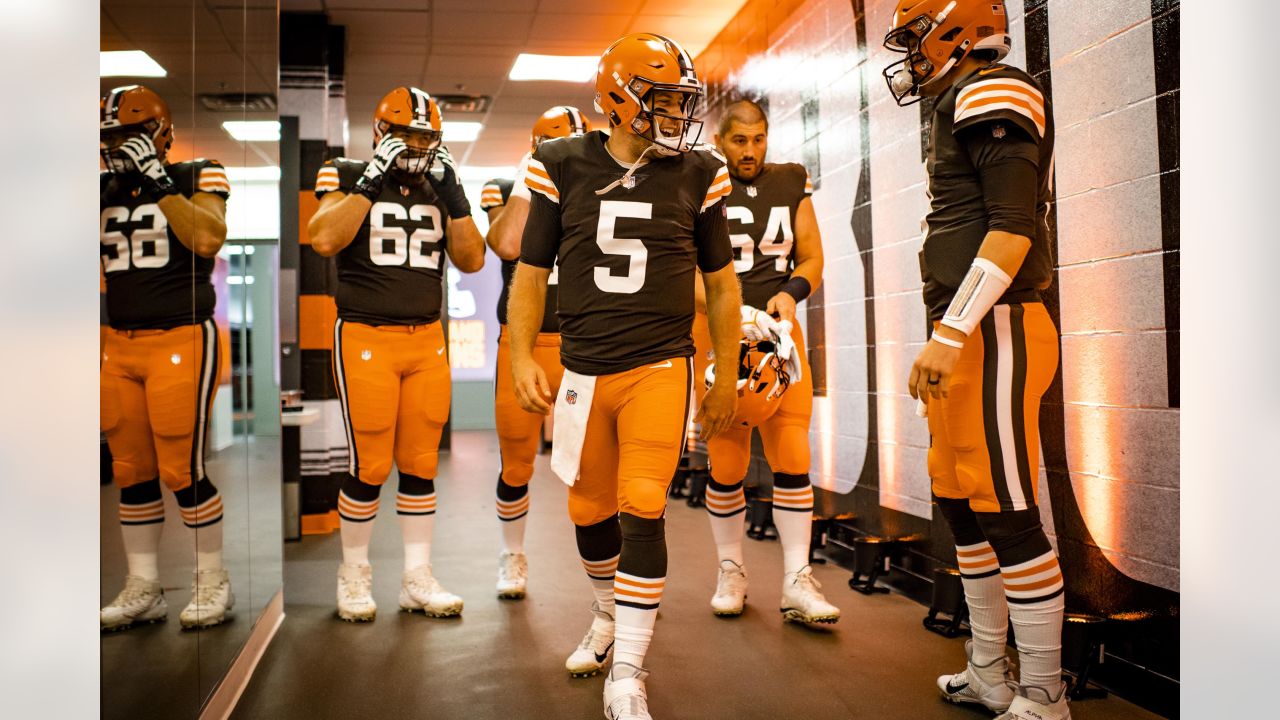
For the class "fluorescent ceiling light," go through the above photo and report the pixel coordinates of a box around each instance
[222,121,280,142]
[100,51,167,77]
[509,54,597,82]
[458,165,517,183]
[224,166,281,182]
[442,121,483,143]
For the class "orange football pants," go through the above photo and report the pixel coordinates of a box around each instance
[495,327,564,487]
[567,358,694,526]
[100,319,220,491]
[699,319,814,483]
[928,303,1059,513]
[333,319,451,485]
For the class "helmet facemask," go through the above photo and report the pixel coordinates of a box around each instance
[629,82,704,156]
[378,122,442,175]
[882,14,945,106]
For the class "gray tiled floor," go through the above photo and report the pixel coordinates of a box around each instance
[232,431,1163,719]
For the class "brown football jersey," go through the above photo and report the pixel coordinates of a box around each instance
[519,131,733,376]
[922,63,1055,321]
[725,162,812,309]
[100,160,230,330]
[481,176,560,333]
[316,160,450,326]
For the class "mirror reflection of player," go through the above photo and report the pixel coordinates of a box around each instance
[98,85,235,631]
[308,86,486,623]
[480,105,591,602]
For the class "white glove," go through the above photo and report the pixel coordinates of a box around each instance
[117,135,177,195]
[354,135,407,200]
[740,305,781,343]
[773,320,802,385]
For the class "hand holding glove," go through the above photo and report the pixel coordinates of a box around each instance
[117,135,178,197]
[427,144,471,219]
[353,135,408,202]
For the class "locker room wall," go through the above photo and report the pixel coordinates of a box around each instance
[695,0,1180,709]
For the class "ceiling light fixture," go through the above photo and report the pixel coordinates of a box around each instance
[442,121,484,142]
[100,51,167,78]
[508,53,597,82]
[222,121,281,142]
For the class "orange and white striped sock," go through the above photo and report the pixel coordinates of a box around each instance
[1001,549,1065,691]
[955,540,1008,665]
[576,515,622,617]
[772,473,815,575]
[175,478,224,571]
[705,479,746,565]
[397,474,437,572]
[338,474,381,566]
[119,479,165,581]
[496,475,530,554]
[614,514,667,668]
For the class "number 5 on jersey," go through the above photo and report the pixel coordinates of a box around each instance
[594,200,650,294]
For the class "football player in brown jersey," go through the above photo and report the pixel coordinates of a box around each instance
[885,2,1068,718]
[481,106,592,600]
[507,33,742,720]
[690,99,840,624]
[308,87,486,622]
[99,85,234,631]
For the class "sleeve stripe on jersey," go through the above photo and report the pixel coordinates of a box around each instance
[315,166,341,192]
[525,159,559,203]
[198,168,230,192]
[955,79,1046,137]
[701,167,731,212]
[803,173,814,195]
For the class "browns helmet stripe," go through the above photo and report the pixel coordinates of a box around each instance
[101,85,138,128]
[407,87,435,130]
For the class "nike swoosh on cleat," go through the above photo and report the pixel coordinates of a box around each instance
[649,360,673,368]
[945,681,969,694]
[595,641,614,663]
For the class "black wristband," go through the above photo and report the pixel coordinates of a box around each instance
[352,175,382,203]
[146,173,180,198]
[781,276,812,303]
[440,185,471,219]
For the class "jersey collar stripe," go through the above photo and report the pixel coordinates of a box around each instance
[957,77,1044,102]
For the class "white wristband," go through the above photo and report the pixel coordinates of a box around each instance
[939,257,1013,336]
[931,333,964,349]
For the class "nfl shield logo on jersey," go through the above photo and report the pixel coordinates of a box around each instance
[566,389,578,405]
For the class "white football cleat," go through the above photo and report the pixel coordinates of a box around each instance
[101,575,167,631]
[603,662,652,720]
[937,640,1015,712]
[710,559,748,616]
[496,551,528,599]
[996,683,1072,720]
[566,602,615,678]
[780,566,841,624]
[336,562,377,622]
[180,568,234,629]
[399,566,464,617]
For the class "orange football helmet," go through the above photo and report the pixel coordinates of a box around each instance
[882,0,1011,105]
[100,85,174,170]
[705,339,792,428]
[531,105,592,150]
[594,32,703,154]
[373,86,444,173]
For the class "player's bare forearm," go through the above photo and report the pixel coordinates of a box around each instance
[157,193,226,258]
[791,197,824,291]
[703,264,743,382]
[445,216,486,273]
[485,196,529,261]
[977,230,1031,279]
[508,263,549,362]
[308,191,372,257]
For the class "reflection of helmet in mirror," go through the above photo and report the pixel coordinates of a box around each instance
[594,33,704,155]
[705,339,791,428]
[531,106,592,150]
[882,0,1011,105]
[374,86,444,174]
[100,85,174,170]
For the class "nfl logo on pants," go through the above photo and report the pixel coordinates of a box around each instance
[566,389,578,405]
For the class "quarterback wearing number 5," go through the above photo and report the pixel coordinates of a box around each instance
[309,87,485,622]
[508,33,741,720]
